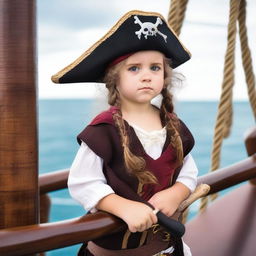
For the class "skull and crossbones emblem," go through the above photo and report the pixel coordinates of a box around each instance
[134,16,167,42]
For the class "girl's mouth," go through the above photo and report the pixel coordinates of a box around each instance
[139,87,153,90]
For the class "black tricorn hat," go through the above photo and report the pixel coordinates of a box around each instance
[52,10,191,84]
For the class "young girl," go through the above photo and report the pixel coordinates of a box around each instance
[52,10,198,256]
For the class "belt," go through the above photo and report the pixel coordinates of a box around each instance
[87,229,174,256]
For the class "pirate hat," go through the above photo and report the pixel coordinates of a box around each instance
[52,10,191,84]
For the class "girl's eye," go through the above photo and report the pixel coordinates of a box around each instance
[128,66,139,72]
[151,65,161,71]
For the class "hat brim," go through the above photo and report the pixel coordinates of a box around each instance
[52,10,191,84]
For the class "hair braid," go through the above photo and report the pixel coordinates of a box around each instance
[161,87,183,165]
[104,65,120,106]
[113,100,157,184]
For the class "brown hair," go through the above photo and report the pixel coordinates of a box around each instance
[103,56,183,184]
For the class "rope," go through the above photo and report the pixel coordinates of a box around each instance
[168,0,180,33]
[168,0,188,36]
[238,0,256,118]
[200,0,241,211]
[200,0,256,210]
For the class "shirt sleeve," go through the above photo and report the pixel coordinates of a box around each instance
[176,153,198,192]
[68,141,115,212]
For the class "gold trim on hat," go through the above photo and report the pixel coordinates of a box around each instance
[51,10,191,83]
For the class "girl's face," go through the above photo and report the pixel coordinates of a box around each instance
[116,50,164,106]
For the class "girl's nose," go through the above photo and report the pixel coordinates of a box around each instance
[140,70,151,82]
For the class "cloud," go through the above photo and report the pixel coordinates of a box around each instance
[37,0,119,29]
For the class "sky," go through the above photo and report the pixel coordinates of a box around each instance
[37,0,256,100]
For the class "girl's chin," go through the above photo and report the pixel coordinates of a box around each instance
[134,97,156,104]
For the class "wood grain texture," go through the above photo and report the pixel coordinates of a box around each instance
[0,0,38,228]
[198,154,256,194]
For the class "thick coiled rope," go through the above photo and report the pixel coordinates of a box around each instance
[167,0,188,36]
[199,0,241,211]
[200,0,256,212]
[238,0,256,117]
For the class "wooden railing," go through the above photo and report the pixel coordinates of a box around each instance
[0,127,255,256]
[39,169,69,194]
[0,212,125,256]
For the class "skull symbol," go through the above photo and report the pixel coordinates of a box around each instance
[140,22,157,38]
[134,16,167,42]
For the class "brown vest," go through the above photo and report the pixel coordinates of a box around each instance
[77,107,194,254]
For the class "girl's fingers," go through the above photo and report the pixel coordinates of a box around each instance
[125,203,160,232]
[146,218,154,230]
[136,221,149,232]
[129,226,137,233]
[130,224,144,233]
[130,217,155,232]
[137,224,146,233]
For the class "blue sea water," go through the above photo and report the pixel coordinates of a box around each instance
[39,99,255,256]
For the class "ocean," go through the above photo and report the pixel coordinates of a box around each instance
[39,99,255,256]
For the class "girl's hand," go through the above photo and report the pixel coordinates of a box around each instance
[148,189,180,217]
[148,182,190,217]
[96,194,157,233]
[120,201,158,233]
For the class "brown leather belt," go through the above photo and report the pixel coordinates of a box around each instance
[88,241,169,256]
[87,231,173,256]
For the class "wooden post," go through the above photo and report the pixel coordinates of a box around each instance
[0,0,38,229]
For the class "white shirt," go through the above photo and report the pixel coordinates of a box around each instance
[68,124,198,212]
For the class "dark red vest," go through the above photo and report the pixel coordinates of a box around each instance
[77,107,194,253]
